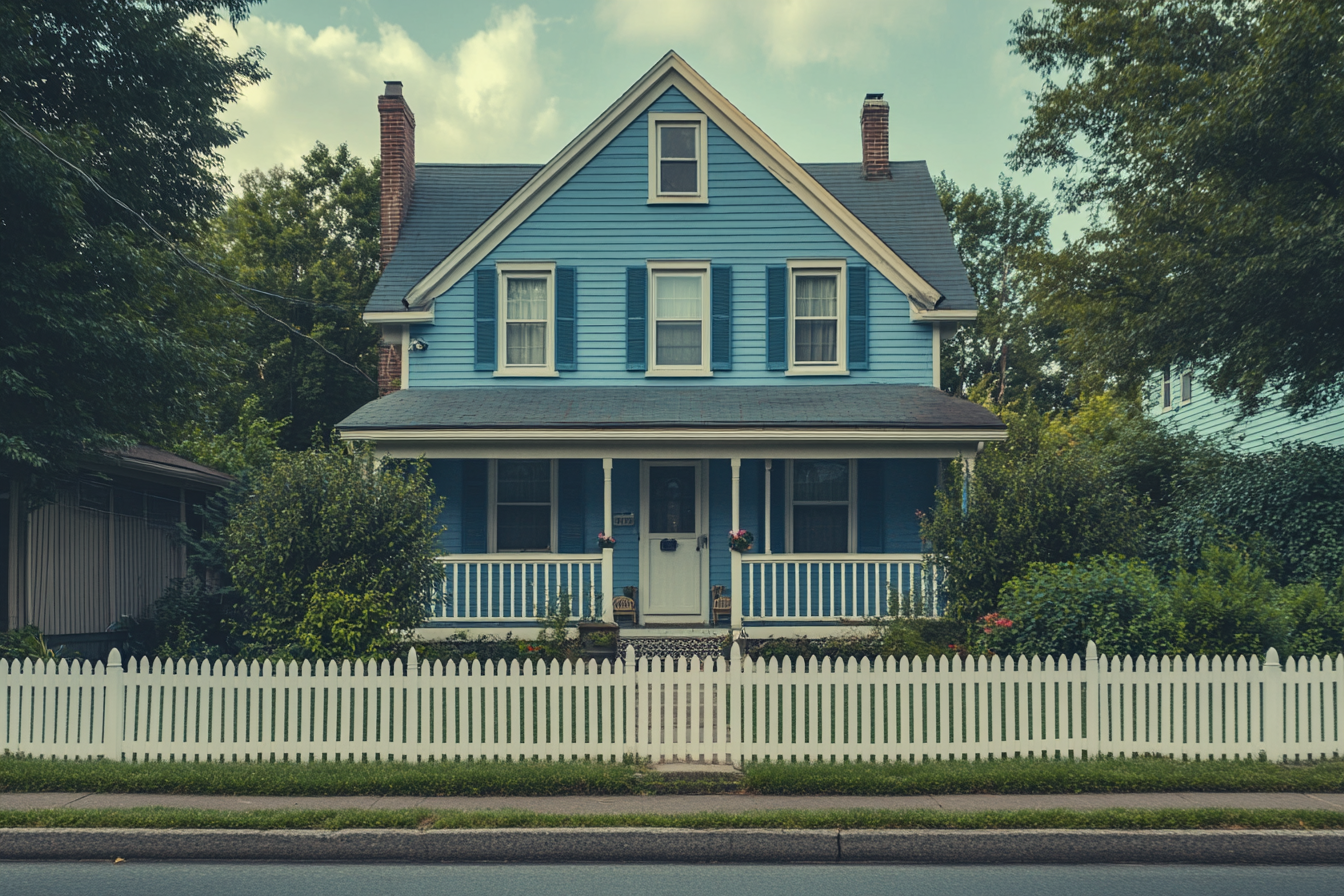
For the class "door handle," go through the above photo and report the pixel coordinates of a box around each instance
[696,535,708,551]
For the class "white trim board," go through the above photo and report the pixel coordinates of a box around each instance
[400,52,945,313]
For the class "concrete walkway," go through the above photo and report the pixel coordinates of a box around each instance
[3,791,1344,813]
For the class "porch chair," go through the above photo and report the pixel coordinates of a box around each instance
[614,587,638,626]
[711,585,731,626]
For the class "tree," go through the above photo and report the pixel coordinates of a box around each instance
[1010,0,1344,417]
[198,143,381,450]
[223,441,444,659]
[0,0,266,485]
[933,173,1066,410]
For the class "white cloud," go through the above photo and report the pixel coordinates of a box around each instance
[595,0,929,68]
[214,6,561,182]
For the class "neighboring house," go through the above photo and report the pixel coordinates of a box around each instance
[1148,367,1344,452]
[2,446,231,657]
[337,53,1004,638]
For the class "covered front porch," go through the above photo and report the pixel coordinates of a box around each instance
[337,386,1004,638]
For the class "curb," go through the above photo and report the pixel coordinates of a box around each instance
[2,828,1344,863]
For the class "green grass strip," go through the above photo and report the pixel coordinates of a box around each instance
[0,807,1341,831]
[3,755,1342,797]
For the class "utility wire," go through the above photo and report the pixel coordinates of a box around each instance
[0,107,378,386]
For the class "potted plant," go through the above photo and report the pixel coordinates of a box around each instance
[576,593,620,661]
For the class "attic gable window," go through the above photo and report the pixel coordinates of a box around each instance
[648,113,708,203]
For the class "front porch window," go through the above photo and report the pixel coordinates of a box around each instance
[788,459,853,553]
[492,459,555,551]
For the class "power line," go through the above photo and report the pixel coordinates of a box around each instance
[0,107,378,387]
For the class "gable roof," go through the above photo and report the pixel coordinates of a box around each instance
[366,161,974,315]
[379,52,963,318]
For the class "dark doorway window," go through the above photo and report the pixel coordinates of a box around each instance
[649,466,696,534]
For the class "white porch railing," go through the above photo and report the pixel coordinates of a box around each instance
[740,554,941,622]
[428,553,612,623]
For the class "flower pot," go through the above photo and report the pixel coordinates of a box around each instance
[577,621,620,661]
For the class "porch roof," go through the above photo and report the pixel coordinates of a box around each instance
[336,385,1004,433]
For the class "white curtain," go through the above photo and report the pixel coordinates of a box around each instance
[506,278,547,365]
[795,275,838,362]
[655,274,702,319]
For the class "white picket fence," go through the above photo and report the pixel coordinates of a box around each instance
[1,643,1339,764]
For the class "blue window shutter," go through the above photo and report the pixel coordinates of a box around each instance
[766,265,787,371]
[558,459,585,553]
[474,267,496,371]
[848,264,869,370]
[555,266,577,371]
[710,265,732,371]
[626,266,647,371]
[461,459,488,553]
[857,459,885,553]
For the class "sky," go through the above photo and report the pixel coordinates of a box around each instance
[213,0,1074,234]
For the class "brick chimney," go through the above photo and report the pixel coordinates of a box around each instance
[861,93,889,180]
[378,81,416,270]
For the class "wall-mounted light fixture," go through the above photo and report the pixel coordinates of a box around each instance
[410,338,429,351]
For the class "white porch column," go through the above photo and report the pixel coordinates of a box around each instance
[601,457,614,623]
[730,457,742,631]
[763,459,772,555]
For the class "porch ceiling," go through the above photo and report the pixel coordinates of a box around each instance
[337,385,1004,434]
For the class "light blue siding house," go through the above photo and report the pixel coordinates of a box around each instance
[338,53,1004,637]
[1148,367,1344,452]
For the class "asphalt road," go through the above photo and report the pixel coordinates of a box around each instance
[1,863,1341,896]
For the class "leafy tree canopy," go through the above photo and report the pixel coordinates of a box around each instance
[193,143,381,451]
[1010,0,1344,416]
[0,0,266,484]
[934,173,1066,409]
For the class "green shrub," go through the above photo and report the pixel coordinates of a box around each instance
[993,555,1177,659]
[1280,571,1344,658]
[921,406,1149,622]
[134,577,227,659]
[224,440,444,659]
[1169,546,1291,657]
[1162,444,1344,586]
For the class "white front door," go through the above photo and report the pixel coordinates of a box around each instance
[641,462,706,619]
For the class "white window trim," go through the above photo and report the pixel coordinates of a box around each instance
[784,459,857,554]
[646,261,713,377]
[495,261,558,377]
[487,459,559,553]
[786,259,848,375]
[647,112,709,204]
[1160,366,1172,412]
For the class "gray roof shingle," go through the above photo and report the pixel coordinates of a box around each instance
[336,385,1004,432]
[366,161,974,313]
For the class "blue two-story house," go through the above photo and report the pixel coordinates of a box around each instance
[337,53,1005,638]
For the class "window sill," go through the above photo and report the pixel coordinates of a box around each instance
[645,369,714,377]
[493,369,560,378]
[647,196,709,205]
[785,367,849,376]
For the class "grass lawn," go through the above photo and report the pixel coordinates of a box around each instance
[0,807,1341,830]
[1,754,1341,796]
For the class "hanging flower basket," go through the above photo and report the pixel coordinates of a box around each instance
[728,529,754,553]
[597,533,617,550]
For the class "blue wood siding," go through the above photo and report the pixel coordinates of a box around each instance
[1148,373,1344,452]
[883,459,937,553]
[610,459,640,592]
[408,87,932,387]
[428,459,462,554]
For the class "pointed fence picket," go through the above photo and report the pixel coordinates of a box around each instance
[1,644,1339,763]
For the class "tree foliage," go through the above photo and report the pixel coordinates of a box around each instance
[933,173,1065,409]
[223,441,444,659]
[1009,0,1344,416]
[197,143,381,450]
[0,0,266,483]
[922,405,1149,621]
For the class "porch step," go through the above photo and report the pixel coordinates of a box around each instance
[648,761,743,781]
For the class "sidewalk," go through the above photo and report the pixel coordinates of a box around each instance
[3,791,1344,813]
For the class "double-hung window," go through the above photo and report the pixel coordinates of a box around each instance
[491,459,555,552]
[1161,366,1172,411]
[1180,369,1193,404]
[648,113,708,203]
[788,261,846,374]
[648,263,710,375]
[497,263,555,376]
[788,460,854,554]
